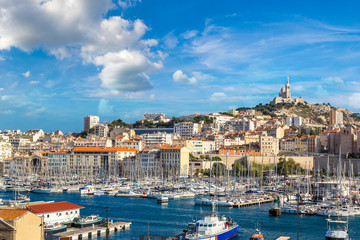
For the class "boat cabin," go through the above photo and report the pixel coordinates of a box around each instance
[325,219,349,240]
[195,215,226,236]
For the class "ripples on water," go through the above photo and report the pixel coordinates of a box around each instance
[2,191,360,240]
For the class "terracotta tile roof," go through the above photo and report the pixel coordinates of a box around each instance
[29,201,84,214]
[156,144,183,150]
[0,208,28,220]
[72,147,138,152]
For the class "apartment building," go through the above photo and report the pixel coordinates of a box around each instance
[174,122,200,138]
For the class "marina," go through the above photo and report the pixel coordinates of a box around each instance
[0,190,359,239]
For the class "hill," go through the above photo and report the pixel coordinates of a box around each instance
[239,102,360,127]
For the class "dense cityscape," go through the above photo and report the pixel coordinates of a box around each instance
[2,1,360,240]
[0,78,359,239]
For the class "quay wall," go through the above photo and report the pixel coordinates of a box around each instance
[193,154,313,170]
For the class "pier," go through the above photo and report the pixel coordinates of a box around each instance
[54,222,131,240]
[232,198,274,208]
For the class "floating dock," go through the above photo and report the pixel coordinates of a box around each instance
[54,222,131,240]
[232,198,274,208]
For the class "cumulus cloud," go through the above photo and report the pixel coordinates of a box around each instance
[172,70,213,85]
[98,99,114,116]
[173,70,197,85]
[0,0,161,92]
[95,50,162,91]
[22,71,31,77]
[29,81,40,85]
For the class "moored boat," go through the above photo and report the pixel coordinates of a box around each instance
[185,204,239,240]
[45,223,67,233]
[325,218,349,240]
[73,215,103,227]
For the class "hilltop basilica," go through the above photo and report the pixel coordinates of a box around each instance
[271,76,304,104]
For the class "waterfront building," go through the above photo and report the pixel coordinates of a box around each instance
[48,150,69,175]
[123,149,160,178]
[68,147,138,179]
[83,115,100,131]
[29,201,84,225]
[157,145,189,176]
[0,208,44,240]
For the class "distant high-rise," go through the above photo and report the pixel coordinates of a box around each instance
[329,109,343,128]
[84,115,100,131]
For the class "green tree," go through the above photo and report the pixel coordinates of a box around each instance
[211,162,226,176]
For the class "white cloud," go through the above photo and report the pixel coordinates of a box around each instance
[22,71,31,77]
[95,50,162,91]
[118,0,141,9]
[182,30,198,39]
[209,92,244,102]
[149,94,155,99]
[98,99,114,116]
[173,70,197,85]
[172,70,213,85]
[0,56,5,61]
[29,81,40,85]
[323,76,344,84]
[0,0,161,93]
[0,88,4,91]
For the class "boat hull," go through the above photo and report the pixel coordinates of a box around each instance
[73,218,103,227]
[186,225,239,240]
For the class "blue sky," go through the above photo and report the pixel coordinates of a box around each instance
[1,0,360,132]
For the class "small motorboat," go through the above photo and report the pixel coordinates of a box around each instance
[325,218,349,240]
[45,223,67,233]
[73,215,103,227]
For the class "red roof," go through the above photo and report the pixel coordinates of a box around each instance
[72,147,138,152]
[29,201,84,214]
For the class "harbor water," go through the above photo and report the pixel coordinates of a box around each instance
[2,191,360,240]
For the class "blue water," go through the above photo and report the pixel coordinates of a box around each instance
[2,191,360,240]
